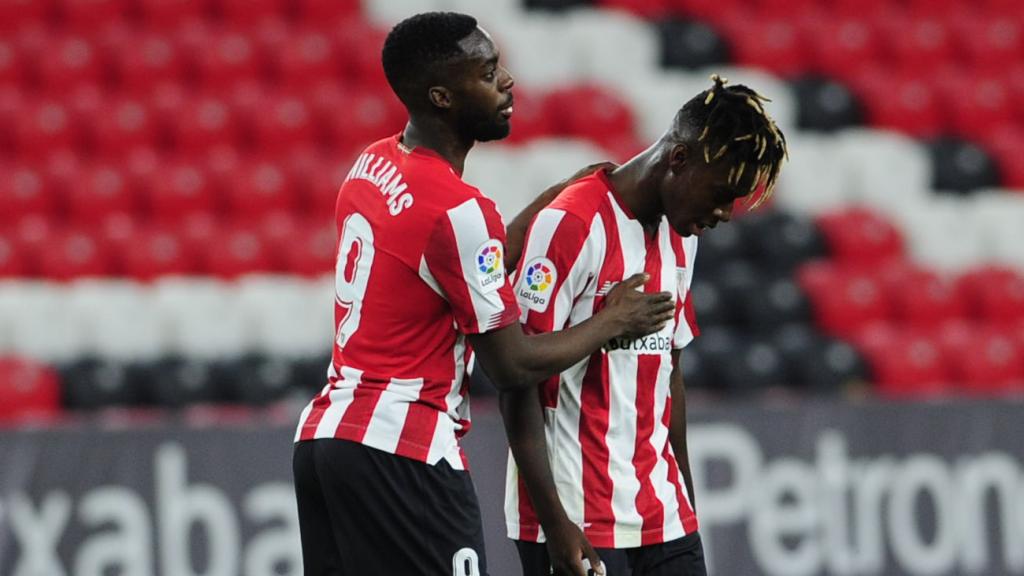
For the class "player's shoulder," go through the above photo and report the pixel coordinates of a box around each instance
[543,170,615,228]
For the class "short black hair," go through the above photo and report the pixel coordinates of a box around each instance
[381,12,479,108]
[674,74,788,209]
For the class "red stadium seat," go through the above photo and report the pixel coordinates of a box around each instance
[500,89,556,145]
[322,87,405,154]
[37,230,112,281]
[36,35,103,92]
[958,267,1024,327]
[668,0,739,23]
[0,0,54,32]
[303,157,349,216]
[880,263,966,329]
[726,18,810,78]
[882,16,956,73]
[215,0,283,25]
[807,18,881,82]
[955,15,1023,73]
[943,74,1016,140]
[119,228,197,280]
[195,33,260,91]
[0,357,62,423]
[58,0,126,30]
[145,161,217,223]
[296,0,360,25]
[0,39,24,86]
[543,85,637,152]
[250,95,316,154]
[139,0,210,28]
[274,31,338,89]
[116,33,184,92]
[815,208,904,267]
[225,160,296,218]
[948,329,1024,395]
[0,165,54,226]
[597,0,672,19]
[172,96,240,153]
[203,225,275,278]
[798,262,890,337]
[90,98,159,157]
[67,165,137,226]
[0,233,25,277]
[14,100,80,158]
[981,125,1024,189]
[282,220,335,276]
[334,20,389,89]
[851,69,944,137]
[856,327,950,399]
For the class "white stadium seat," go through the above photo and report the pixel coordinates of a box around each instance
[462,143,530,222]
[774,133,852,215]
[488,14,578,89]
[0,281,86,363]
[66,280,165,361]
[236,275,335,358]
[362,0,448,27]
[832,128,932,213]
[152,278,252,359]
[893,195,987,272]
[564,10,660,87]
[968,191,1024,269]
[619,70,709,142]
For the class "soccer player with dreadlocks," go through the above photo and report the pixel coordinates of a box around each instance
[504,75,787,576]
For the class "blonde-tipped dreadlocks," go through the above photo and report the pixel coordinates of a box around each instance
[685,74,788,210]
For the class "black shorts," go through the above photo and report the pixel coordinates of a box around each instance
[293,438,489,576]
[515,531,707,576]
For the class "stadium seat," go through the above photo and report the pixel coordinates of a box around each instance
[0,235,25,278]
[67,164,137,226]
[619,70,709,142]
[814,208,904,267]
[851,69,943,138]
[807,18,881,82]
[219,354,297,404]
[775,325,868,394]
[145,161,217,223]
[147,356,226,407]
[718,339,789,394]
[564,9,660,87]
[57,0,126,30]
[692,216,744,274]
[37,231,112,281]
[215,0,283,25]
[138,0,209,28]
[14,100,80,158]
[36,35,103,92]
[333,19,389,89]
[489,14,578,89]
[195,33,260,91]
[66,280,166,361]
[152,278,253,359]
[893,195,985,273]
[0,357,61,423]
[689,279,728,329]
[958,267,1024,327]
[322,87,405,154]
[282,221,336,276]
[656,19,730,71]
[119,228,197,280]
[879,263,966,328]
[224,159,296,218]
[945,74,1016,141]
[171,96,240,153]
[927,137,1002,193]
[202,225,276,278]
[0,282,86,363]
[739,210,826,272]
[856,327,950,398]
[884,16,956,73]
[296,0,360,25]
[89,98,159,157]
[115,33,183,93]
[773,134,851,215]
[727,18,809,78]
[687,326,741,393]
[832,129,932,212]
[798,262,890,337]
[542,84,636,151]
[498,88,556,145]
[274,31,338,89]
[251,95,316,154]
[597,0,672,19]
[947,327,1024,395]
[791,76,863,132]
[982,126,1024,188]
[956,15,1023,74]
[0,165,54,226]
[0,0,53,32]
[237,276,334,357]
[0,39,23,86]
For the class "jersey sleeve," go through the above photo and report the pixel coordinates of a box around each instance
[673,236,700,349]
[515,208,596,334]
[420,196,520,335]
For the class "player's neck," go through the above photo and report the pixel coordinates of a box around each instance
[401,118,473,175]
[609,151,662,232]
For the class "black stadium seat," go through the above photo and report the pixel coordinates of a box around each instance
[60,357,144,409]
[739,210,827,272]
[928,136,1001,193]
[657,19,730,71]
[792,75,863,132]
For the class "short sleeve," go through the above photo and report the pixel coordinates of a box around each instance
[420,197,520,335]
[515,208,597,334]
[673,236,700,349]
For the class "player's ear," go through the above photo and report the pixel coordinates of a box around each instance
[668,143,688,174]
[428,86,453,109]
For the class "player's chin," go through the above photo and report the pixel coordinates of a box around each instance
[474,119,512,142]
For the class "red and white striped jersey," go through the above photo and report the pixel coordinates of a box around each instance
[505,170,700,548]
[295,134,520,471]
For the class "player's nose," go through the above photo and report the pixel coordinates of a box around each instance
[500,66,514,91]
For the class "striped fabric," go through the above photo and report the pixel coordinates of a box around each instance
[505,170,699,548]
[295,134,519,471]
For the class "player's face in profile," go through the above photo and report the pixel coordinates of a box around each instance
[452,28,515,142]
[662,160,742,238]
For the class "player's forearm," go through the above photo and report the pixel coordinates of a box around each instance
[669,356,697,511]
[499,385,574,530]
[518,311,622,383]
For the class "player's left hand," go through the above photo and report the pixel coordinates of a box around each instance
[546,519,604,576]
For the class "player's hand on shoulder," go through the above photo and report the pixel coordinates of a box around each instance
[545,519,604,576]
[604,273,675,339]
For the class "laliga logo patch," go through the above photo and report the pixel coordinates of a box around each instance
[518,257,557,313]
[475,239,505,293]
